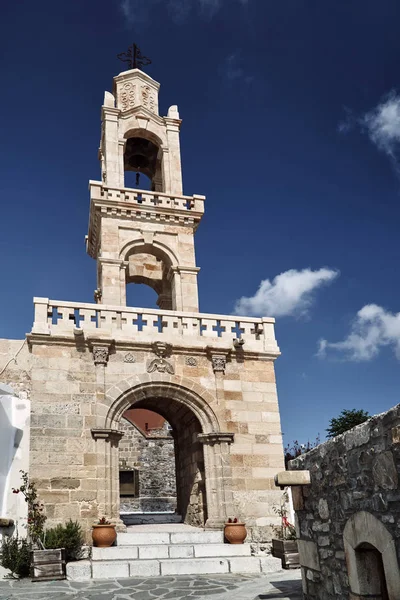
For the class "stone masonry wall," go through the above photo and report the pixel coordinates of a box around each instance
[17,336,285,543]
[289,404,400,599]
[118,417,176,513]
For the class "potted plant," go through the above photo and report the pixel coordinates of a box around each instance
[12,470,67,581]
[271,490,299,569]
[224,517,247,544]
[92,517,116,548]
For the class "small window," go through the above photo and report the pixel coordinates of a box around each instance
[119,470,139,496]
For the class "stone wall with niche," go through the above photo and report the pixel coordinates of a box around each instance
[288,404,400,599]
[118,416,176,513]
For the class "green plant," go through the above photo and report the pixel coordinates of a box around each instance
[272,491,297,540]
[43,520,84,562]
[284,436,321,468]
[326,409,370,438]
[0,535,31,578]
[97,517,111,525]
[12,470,46,546]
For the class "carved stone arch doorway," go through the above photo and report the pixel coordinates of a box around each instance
[93,376,234,530]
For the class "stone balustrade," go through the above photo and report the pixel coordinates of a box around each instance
[89,181,205,215]
[31,298,279,355]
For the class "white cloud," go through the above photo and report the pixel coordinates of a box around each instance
[339,92,400,172]
[223,53,254,84]
[234,268,339,318]
[362,92,400,159]
[120,0,246,24]
[318,304,400,361]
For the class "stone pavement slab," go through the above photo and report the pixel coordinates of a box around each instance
[0,571,302,600]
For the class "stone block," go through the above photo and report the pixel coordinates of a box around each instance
[66,560,92,581]
[229,557,262,573]
[92,560,129,579]
[50,478,80,490]
[298,539,321,571]
[169,545,194,558]
[160,558,229,575]
[194,543,251,558]
[259,555,282,573]
[170,531,223,544]
[275,470,311,487]
[128,560,161,576]
[92,546,138,560]
[118,532,170,545]
[139,545,169,559]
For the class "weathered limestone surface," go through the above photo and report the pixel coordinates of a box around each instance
[289,404,400,599]
[25,338,285,543]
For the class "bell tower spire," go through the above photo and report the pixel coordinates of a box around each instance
[87,57,204,312]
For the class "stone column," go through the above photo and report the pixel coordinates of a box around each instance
[165,115,183,195]
[102,107,120,187]
[91,429,125,530]
[99,259,126,305]
[118,138,126,188]
[199,433,235,529]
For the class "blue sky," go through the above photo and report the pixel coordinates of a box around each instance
[2,0,400,446]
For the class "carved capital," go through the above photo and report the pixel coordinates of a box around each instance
[198,432,235,446]
[211,354,227,374]
[92,345,109,366]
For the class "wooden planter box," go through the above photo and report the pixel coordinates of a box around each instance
[31,549,66,581]
[271,539,300,569]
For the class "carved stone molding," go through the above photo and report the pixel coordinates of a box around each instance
[124,352,136,363]
[147,341,174,374]
[185,356,198,367]
[147,357,174,374]
[91,428,124,445]
[198,432,235,446]
[92,345,109,366]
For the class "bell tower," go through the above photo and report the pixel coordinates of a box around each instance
[87,65,204,312]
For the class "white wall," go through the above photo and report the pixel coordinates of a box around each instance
[0,382,30,537]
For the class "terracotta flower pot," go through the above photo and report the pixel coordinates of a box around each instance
[224,522,247,544]
[92,524,116,548]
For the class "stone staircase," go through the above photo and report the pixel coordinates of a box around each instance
[66,525,281,581]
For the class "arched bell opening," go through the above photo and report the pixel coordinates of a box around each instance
[123,129,164,192]
[125,246,173,310]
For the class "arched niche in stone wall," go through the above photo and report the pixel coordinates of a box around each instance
[343,511,400,599]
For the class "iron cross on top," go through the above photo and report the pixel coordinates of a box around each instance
[117,44,152,70]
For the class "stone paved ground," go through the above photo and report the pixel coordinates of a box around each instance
[0,572,302,600]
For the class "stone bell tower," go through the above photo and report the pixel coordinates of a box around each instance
[26,55,285,558]
[87,67,204,312]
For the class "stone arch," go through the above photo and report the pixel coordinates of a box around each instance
[120,240,179,310]
[105,374,219,434]
[343,511,400,598]
[103,375,229,528]
[119,238,179,267]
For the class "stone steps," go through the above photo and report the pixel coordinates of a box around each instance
[92,542,251,561]
[66,526,283,581]
[68,555,281,580]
